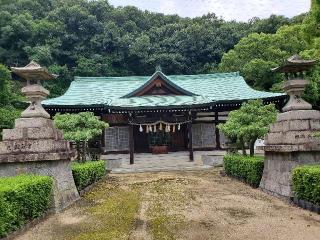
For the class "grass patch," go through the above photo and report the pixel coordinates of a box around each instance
[70,180,141,240]
[145,178,192,240]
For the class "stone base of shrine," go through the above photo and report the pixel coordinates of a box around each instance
[0,160,80,212]
[259,150,320,198]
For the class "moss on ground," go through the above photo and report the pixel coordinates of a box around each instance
[144,177,195,240]
[69,179,141,240]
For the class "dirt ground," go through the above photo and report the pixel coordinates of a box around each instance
[15,169,320,240]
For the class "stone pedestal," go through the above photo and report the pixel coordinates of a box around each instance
[0,117,79,211]
[260,55,319,199]
[260,110,320,198]
[0,61,79,212]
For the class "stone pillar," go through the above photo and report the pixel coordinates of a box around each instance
[260,55,320,199]
[0,61,79,212]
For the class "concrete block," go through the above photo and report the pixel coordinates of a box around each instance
[201,154,224,166]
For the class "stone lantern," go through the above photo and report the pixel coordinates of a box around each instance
[260,55,320,198]
[12,60,54,119]
[0,61,79,211]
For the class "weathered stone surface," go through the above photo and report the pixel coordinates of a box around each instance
[201,154,224,166]
[260,150,320,198]
[310,119,320,130]
[0,139,69,155]
[277,110,320,122]
[0,160,79,212]
[269,121,289,133]
[289,120,310,131]
[0,151,73,163]
[2,127,63,141]
[15,117,54,128]
[2,128,26,141]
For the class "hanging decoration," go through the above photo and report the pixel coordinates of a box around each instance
[129,119,191,133]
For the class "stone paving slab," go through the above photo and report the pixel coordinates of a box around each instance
[103,151,225,173]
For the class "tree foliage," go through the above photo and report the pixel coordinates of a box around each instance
[54,112,108,161]
[0,64,22,138]
[0,0,300,96]
[218,100,278,156]
[220,0,320,107]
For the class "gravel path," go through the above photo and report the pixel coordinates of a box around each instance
[15,169,320,240]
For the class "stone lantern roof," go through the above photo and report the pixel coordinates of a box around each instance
[11,60,57,81]
[272,55,317,74]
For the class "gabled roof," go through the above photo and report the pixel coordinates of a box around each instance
[43,72,285,109]
[123,71,195,97]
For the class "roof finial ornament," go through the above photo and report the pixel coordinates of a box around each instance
[155,65,162,72]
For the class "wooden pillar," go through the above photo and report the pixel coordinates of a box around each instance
[188,121,194,161]
[129,124,134,164]
[215,111,221,149]
[100,114,106,154]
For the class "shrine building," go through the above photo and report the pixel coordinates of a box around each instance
[43,71,286,163]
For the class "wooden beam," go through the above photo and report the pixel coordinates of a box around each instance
[188,121,194,161]
[215,111,221,149]
[129,124,134,164]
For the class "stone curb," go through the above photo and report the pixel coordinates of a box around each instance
[292,198,320,214]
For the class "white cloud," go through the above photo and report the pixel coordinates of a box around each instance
[108,0,311,21]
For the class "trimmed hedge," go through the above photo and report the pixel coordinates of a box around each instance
[0,175,53,238]
[71,160,106,191]
[292,165,320,205]
[224,154,264,187]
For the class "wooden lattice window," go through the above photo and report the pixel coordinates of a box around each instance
[104,126,129,151]
[192,124,216,149]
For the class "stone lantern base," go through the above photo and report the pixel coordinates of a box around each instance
[260,109,320,198]
[0,117,79,212]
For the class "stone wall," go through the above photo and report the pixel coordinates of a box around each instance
[260,151,320,198]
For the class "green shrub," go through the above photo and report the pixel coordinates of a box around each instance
[0,175,53,238]
[292,165,320,205]
[224,154,264,187]
[72,160,106,191]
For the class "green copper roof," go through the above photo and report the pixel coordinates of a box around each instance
[43,72,285,109]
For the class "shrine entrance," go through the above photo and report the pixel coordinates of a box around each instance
[133,124,188,153]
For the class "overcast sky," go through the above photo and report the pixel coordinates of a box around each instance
[108,0,310,22]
